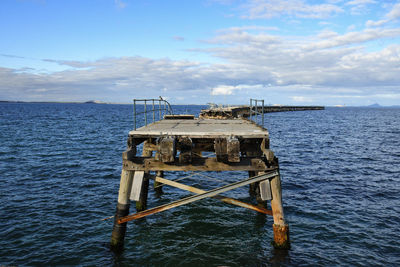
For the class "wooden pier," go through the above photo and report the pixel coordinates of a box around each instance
[110,98,290,251]
[199,104,324,119]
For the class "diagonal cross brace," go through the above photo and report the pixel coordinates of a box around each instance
[118,170,279,224]
[155,176,272,215]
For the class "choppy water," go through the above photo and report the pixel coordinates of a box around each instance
[0,103,399,266]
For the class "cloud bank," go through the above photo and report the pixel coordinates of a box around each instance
[1,0,400,105]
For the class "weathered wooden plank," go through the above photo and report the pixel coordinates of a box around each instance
[123,157,272,171]
[259,179,272,201]
[129,171,145,201]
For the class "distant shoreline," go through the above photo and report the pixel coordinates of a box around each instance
[0,100,398,108]
[0,100,207,106]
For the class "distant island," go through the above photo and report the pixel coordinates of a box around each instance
[84,100,106,104]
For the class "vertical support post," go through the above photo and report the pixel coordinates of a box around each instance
[136,140,151,211]
[178,137,192,163]
[270,171,290,249]
[248,171,258,196]
[247,149,263,199]
[133,100,136,130]
[255,100,258,123]
[154,170,164,195]
[152,99,155,123]
[159,137,176,163]
[110,169,134,250]
[144,100,147,126]
[262,99,264,126]
[249,99,252,121]
[159,100,162,120]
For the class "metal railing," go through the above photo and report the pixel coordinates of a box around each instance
[249,98,265,126]
[133,97,173,130]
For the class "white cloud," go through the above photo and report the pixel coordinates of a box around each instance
[211,85,236,95]
[291,96,313,102]
[365,19,388,27]
[346,0,376,14]
[306,28,400,50]
[346,0,376,5]
[240,0,343,19]
[387,2,400,20]
[223,25,280,32]
[2,17,400,105]
[365,2,400,27]
[211,84,265,95]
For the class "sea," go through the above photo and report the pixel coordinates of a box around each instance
[0,102,399,266]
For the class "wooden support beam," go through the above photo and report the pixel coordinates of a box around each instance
[123,157,272,172]
[260,138,274,164]
[110,169,134,250]
[118,170,278,224]
[178,137,192,163]
[214,138,227,161]
[158,137,176,163]
[227,137,240,162]
[154,171,164,195]
[270,171,290,249]
[136,140,152,212]
[154,176,272,215]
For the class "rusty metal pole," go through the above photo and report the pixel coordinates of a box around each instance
[110,169,134,250]
[270,164,290,249]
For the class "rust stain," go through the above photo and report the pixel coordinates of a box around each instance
[272,224,290,249]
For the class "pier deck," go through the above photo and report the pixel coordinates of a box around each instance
[129,118,268,139]
[199,105,324,119]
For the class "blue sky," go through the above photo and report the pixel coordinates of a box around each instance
[1,0,400,105]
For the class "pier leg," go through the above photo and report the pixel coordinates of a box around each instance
[136,140,152,211]
[248,171,257,196]
[154,171,164,195]
[110,169,134,250]
[270,172,290,249]
[136,174,149,211]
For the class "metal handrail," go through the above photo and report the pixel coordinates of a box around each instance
[249,98,265,126]
[133,97,173,130]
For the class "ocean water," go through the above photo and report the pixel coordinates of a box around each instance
[0,103,399,266]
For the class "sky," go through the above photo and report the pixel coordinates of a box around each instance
[1,0,400,106]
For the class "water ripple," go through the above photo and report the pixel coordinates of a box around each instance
[1,104,399,265]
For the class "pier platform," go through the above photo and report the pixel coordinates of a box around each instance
[199,105,324,119]
[110,98,290,251]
